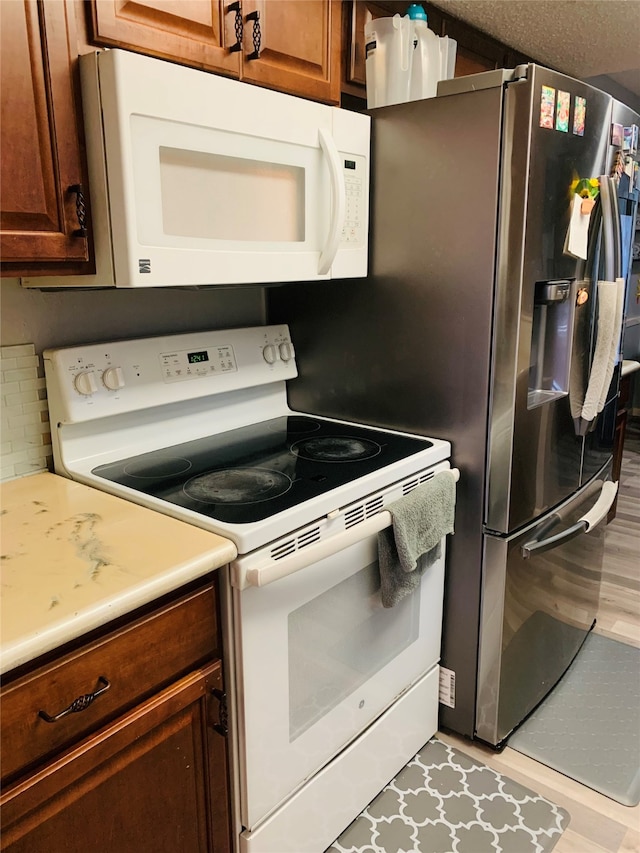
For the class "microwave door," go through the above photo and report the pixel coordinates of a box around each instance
[22,49,370,289]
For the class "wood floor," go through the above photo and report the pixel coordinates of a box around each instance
[440,416,640,853]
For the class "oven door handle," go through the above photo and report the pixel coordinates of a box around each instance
[233,467,460,590]
[233,510,393,590]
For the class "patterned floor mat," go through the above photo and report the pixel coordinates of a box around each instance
[327,737,569,853]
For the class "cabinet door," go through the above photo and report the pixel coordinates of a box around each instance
[0,662,231,853]
[241,0,341,104]
[0,0,90,272]
[88,0,241,77]
[441,17,510,76]
[344,0,396,91]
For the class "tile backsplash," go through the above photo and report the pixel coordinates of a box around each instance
[1,344,52,481]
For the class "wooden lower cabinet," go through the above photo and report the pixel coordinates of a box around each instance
[0,581,232,853]
[1,663,230,853]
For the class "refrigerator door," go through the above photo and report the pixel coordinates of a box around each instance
[476,461,614,746]
[583,101,639,476]
[487,67,612,534]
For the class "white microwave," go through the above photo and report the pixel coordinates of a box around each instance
[23,49,370,289]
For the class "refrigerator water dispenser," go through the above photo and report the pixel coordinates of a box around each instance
[528,279,576,408]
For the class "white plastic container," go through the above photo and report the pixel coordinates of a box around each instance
[364,14,414,108]
[409,16,441,101]
[364,6,457,109]
[438,35,458,82]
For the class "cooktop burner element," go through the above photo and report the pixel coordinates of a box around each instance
[184,468,292,504]
[291,436,380,462]
[92,414,434,525]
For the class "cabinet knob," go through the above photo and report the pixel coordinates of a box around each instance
[245,10,261,60]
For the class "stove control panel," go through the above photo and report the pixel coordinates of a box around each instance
[44,325,297,424]
[160,344,237,382]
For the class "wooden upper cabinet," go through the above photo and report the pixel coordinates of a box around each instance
[88,0,240,76]
[342,0,531,102]
[241,0,341,103]
[342,1,443,99]
[87,0,341,104]
[440,16,510,77]
[344,0,396,91]
[0,0,90,274]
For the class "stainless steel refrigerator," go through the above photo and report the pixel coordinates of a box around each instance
[269,65,640,747]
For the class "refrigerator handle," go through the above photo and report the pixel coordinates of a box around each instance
[521,480,618,558]
[599,175,622,280]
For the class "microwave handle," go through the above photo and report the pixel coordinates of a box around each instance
[317,128,346,275]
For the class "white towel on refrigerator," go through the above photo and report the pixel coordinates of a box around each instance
[581,278,625,422]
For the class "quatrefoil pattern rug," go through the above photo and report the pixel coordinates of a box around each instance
[327,738,569,853]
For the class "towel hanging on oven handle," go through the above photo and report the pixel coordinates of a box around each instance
[231,468,460,590]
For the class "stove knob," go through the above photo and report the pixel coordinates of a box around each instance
[278,342,295,362]
[262,344,279,364]
[73,370,98,396]
[102,366,125,391]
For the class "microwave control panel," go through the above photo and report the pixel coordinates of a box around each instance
[340,154,366,246]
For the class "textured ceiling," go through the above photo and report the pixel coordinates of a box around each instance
[427,0,640,98]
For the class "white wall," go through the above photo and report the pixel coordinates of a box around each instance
[1,277,266,353]
[0,277,267,479]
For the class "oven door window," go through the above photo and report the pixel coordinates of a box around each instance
[235,532,445,830]
[288,560,419,742]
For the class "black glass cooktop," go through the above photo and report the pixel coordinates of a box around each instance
[92,415,432,524]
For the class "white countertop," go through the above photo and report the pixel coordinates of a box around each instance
[0,472,237,674]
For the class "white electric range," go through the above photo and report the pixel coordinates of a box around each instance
[44,325,453,852]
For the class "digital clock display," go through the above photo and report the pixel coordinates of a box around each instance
[187,350,209,364]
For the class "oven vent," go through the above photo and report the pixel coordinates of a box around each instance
[402,470,434,495]
[365,495,384,516]
[344,504,365,529]
[298,526,320,549]
[270,538,296,560]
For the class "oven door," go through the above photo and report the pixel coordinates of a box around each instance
[230,515,445,831]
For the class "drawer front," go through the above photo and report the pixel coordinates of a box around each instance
[1,581,219,783]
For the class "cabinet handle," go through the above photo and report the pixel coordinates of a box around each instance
[227,1,243,52]
[245,10,261,60]
[38,676,110,723]
[211,687,228,737]
[68,184,88,237]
